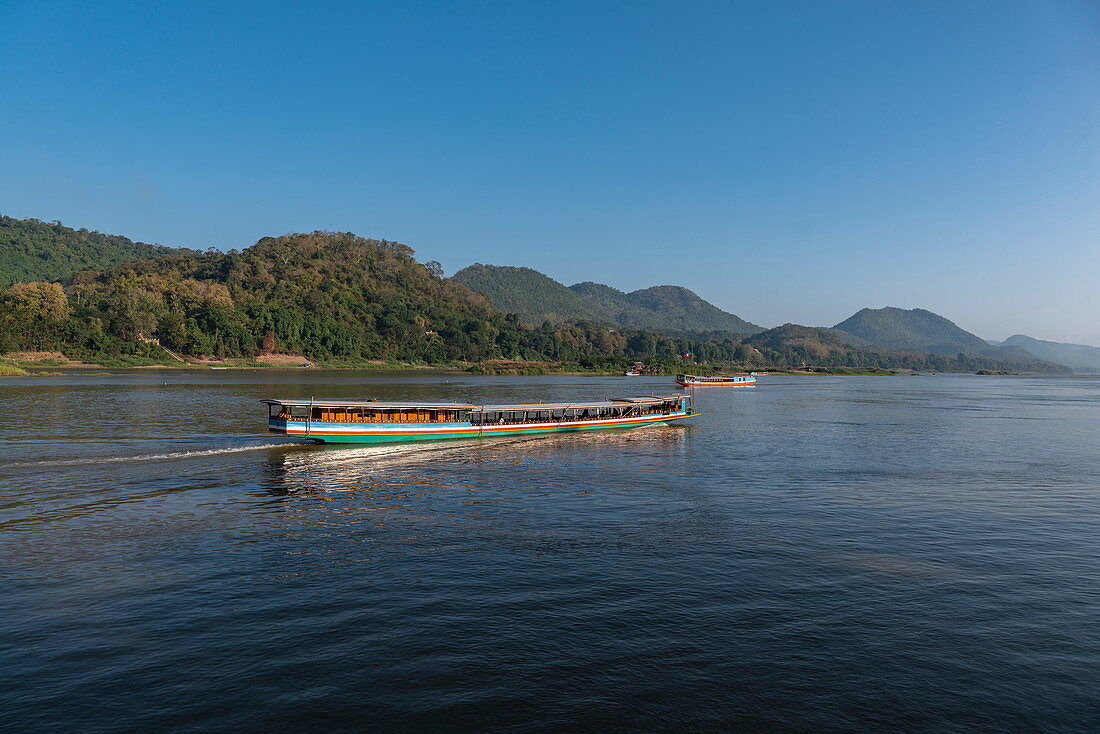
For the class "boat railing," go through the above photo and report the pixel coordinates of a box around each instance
[469,404,681,426]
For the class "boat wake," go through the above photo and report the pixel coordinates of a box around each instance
[1,442,293,468]
[278,435,522,472]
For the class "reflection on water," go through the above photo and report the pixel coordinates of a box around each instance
[2,371,1100,732]
[266,424,689,495]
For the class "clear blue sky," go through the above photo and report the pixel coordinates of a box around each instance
[2,0,1098,343]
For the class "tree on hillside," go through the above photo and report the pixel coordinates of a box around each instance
[0,282,72,350]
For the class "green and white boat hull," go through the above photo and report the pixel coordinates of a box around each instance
[269,411,693,444]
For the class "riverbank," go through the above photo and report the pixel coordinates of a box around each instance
[0,352,1040,377]
[1,351,469,372]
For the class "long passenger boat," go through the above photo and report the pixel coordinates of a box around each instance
[263,394,695,444]
[675,373,757,387]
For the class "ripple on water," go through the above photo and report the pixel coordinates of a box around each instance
[1,373,1100,731]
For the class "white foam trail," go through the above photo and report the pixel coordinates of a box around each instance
[1,442,293,468]
[277,436,512,471]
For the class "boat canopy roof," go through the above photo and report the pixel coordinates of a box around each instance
[262,395,685,411]
[476,395,684,411]
[262,399,477,409]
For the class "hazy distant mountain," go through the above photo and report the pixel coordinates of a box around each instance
[453,264,762,335]
[832,306,1044,364]
[991,344,1048,362]
[1000,334,1100,372]
[743,323,1069,374]
[0,214,181,286]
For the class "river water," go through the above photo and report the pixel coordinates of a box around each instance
[1,371,1098,732]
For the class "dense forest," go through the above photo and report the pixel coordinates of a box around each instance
[0,215,183,286]
[0,231,761,367]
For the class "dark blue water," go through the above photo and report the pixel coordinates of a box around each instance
[2,371,1098,732]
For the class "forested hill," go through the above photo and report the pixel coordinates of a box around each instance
[448,265,608,324]
[0,215,181,286]
[453,263,762,335]
[832,306,1044,363]
[570,282,763,335]
[2,231,745,365]
[64,232,509,360]
[834,307,989,352]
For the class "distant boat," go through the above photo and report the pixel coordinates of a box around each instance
[210,367,229,370]
[263,394,696,444]
[624,371,641,376]
[676,374,757,387]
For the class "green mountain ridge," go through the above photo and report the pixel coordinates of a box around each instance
[0,215,185,286]
[447,265,607,324]
[453,263,763,335]
[833,307,990,352]
[580,283,762,334]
